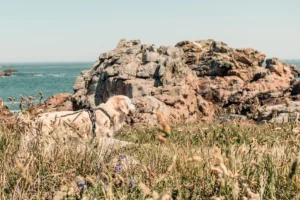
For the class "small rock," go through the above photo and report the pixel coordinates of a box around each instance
[136,62,158,78]
[45,93,73,111]
[104,67,118,77]
[142,52,159,63]
[3,69,17,76]
[141,44,157,52]
[166,46,184,58]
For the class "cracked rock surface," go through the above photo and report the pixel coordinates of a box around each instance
[72,39,300,124]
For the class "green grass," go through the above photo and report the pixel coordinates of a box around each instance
[1,120,300,199]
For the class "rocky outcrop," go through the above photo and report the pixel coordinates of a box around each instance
[289,64,300,78]
[2,69,17,76]
[73,39,206,124]
[45,93,73,111]
[72,39,299,124]
[257,101,300,123]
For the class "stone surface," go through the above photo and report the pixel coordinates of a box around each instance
[289,64,300,78]
[3,69,17,76]
[257,101,300,123]
[72,39,299,124]
[45,93,73,111]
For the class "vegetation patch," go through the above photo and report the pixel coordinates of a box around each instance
[1,119,300,199]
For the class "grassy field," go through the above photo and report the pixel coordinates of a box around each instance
[1,118,300,199]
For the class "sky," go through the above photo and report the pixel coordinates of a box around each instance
[0,0,299,62]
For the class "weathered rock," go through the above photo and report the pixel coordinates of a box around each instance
[3,69,17,76]
[136,62,158,78]
[0,71,3,77]
[217,114,248,122]
[45,93,73,111]
[265,58,292,77]
[142,52,159,63]
[196,95,217,121]
[72,39,299,124]
[73,70,92,109]
[131,96,170,125]
[290,64,300,78]
[257,101,300,123]
[72,39,204,124]
[177,40,266,79]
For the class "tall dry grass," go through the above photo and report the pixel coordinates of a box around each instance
[1,112,300,199]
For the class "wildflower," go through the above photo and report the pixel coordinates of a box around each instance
[120,155,126,160]
[82,185,87,191]
[35,179,41,185]
[79,180,85,186]
[115,165,122,174]
[78,180,87,191]
[15,188,20,194]
[129,179,135,186]
[280,189,284,194]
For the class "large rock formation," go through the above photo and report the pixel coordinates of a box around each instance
[72,39,298,124]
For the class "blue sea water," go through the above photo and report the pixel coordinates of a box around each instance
[283,60,300,67]
[0,62,92,110]
[0,60,299,110]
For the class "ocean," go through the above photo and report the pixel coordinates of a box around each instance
[0,62,92,110]
[282,60,300,66]
[0,60,299,110]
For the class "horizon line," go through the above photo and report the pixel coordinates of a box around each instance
[1,58,300,64]
[0,61,94,64]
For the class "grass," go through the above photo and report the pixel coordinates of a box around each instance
[1,116,300,199]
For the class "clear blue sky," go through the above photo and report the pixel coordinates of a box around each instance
[0,0,299,62]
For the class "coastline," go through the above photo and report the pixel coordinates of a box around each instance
[1,40,300,125]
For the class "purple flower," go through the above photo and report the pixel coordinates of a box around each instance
[78,181,85,186]
[78,181,87,191]
[15,188,20,194]
[82,185,87,190]
[115,165,122,174]
[120,155,126,160]
[129,179,135,186]
[36,179,41,185]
